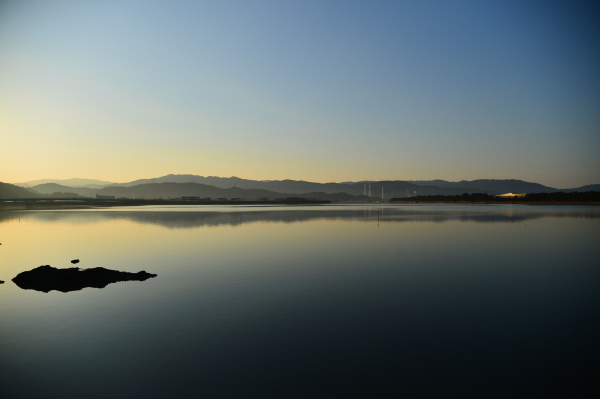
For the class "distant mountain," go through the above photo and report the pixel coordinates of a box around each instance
[114,174,483,196]
[10,175,600,200]
[15,178,113,188]
[97,182,272,199]
[0,182,41,198]
[97,181,491,200]
[116,174,342,192]
[117,174,367,193]
[407,179,457,188]
[96,182,370,201]
[565,184,600,192]
[125,175,590,196]
[117,174,229,187]
[408,179,557,195]
[30,183,98,197]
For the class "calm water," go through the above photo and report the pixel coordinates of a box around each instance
[1,204,599,398]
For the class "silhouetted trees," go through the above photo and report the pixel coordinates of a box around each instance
[389,191,600,202]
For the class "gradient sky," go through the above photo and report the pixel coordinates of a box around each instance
[1,0,598,188]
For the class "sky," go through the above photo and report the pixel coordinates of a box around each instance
[1,0,598,188]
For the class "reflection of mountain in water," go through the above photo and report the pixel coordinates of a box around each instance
[2,206,599,229]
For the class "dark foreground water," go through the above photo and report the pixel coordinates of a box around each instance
[1,204,599,398]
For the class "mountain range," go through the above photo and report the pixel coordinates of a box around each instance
[3,174,599,200]
[0,182,36,198]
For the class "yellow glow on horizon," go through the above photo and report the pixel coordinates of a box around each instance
[1,101,594,188]
[0,133,410,184]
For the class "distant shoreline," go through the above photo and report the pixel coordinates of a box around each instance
[388,200,600,205]
[0,199,331,210]
[1,199,599,210]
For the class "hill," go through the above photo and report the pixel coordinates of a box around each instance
[15,178,113,188]
[116,174,360,193]
[408,179,557,194]
[0,182,41,198]
[116,175,590,196]
[94,181,484,200]
[112,174,483,196]
[95,182,370,201]
[30,183,98,197]
[565,184,600,192]
[11,175,600,200]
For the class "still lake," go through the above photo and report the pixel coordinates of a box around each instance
[1,204,599,398]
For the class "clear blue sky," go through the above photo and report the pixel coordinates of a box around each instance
[1,0,598,188]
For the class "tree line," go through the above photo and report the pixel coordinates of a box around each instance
[389,191,600,202]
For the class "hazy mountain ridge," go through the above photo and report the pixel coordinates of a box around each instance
[7,175,600,200]
[15,178,113,188]
[28,183,98,197]
[18,174,598,193]
[96,182,282,199]
[116,174,363,194]
[124,175,503,195]
[0,182,41,198]
[565,184,600,192]
[408,179,557,193]
[25,180,482,200]
[95,183,370,201]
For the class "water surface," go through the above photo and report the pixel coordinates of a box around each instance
[1,204,599,398]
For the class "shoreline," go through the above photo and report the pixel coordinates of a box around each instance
[1,199,599,210]
[0,199,331,210]
[388,200,600,205]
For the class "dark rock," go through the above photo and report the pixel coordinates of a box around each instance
[12,265,157,293]
[71,259,80,264]
[0,280,4,284]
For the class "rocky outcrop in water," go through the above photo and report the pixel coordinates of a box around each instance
[12,265,157,293]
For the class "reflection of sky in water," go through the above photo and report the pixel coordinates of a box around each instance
[2,204,599,229]
[0,205,599,397]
